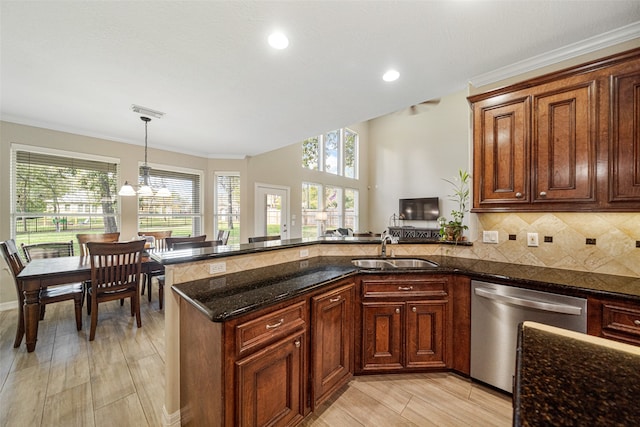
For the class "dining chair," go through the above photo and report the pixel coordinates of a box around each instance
[137,230,172,301]
[216,230,230,245]
[171,240,222,250]
[21,240,75,262]
[166,235,207,250]
[248,235,281,243]
[76,232,120,256]
[86,240,145,341]
[1,239,84,348]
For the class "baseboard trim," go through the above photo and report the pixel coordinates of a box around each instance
[163,406,181,427]
[0,300,18,312]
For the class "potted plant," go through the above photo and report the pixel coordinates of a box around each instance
[438,169,470,242]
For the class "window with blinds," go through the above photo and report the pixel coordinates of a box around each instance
[11,147,120,249]
[137,166,203,238]
[214,173,240,245]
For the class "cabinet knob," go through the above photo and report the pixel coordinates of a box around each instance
[265,319,284,330]
[515,192,523,198]
[539,191,547,197]
[395,308,400,314]
[329,296,341,303]
[412,307,417,312]
[294,340,301,348]
[634,320,640,326]
[398,286,413,291]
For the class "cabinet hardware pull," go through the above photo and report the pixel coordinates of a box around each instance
[539,191,547,197]
[395,308,400,314]
[294,340,301,348]
[515,192,523,198]
[398,286,413,291]
[634,320,640,326]
[266,319,284,330]
[329,297,341,302]
[412,307,417,312]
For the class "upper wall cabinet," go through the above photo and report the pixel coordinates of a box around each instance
[469,48,640,212]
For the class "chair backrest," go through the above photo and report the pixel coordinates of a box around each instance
[76,232,120,256]
[138,230,172,251]
[1,240,26,302]
[166,235,207,250]
[171,240,222,250]
[216,230,230,245]
[248,235,281,243]
[21,240,74,262]
[87,240,145,294]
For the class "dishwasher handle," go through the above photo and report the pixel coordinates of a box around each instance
[474,287,583,315]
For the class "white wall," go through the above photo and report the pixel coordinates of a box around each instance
[367,90,472,235]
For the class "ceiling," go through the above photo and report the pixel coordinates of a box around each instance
[1,1,639,159]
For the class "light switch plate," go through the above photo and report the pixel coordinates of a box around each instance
[482,230,499,244]
[299,249,309,258]
[209,262,226,275]
[527,233,539,247]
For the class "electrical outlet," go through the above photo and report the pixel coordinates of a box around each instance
[586,238,596,245]
[544,236,553,243]
[299,249,309,258]
[527,232,539,247]
[509,234,517,241]
[482,230,499,244]
[209,262,226,275]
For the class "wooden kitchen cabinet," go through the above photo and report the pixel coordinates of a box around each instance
[470,47,640,211]
[311,281,355,408]
[588,296,640,346]
[359,275,450,373]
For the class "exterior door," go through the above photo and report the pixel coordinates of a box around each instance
[255,184,289,239]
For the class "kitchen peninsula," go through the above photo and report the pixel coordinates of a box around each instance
[155,238,640,426]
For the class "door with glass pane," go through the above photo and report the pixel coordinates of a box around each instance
[254,184,289,240]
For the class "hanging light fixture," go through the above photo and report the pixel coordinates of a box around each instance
[119,114,171,197]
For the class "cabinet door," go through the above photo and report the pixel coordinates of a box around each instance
[533,81,597,203]
[235,333,305,427]
[311,283,354,408]
[610,68,640,202]
[473,96,530,206]
[361,302,403,371]
[406,301,447,369]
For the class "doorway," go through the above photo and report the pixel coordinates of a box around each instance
[254,184,289,240]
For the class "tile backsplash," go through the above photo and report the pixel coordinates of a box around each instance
[470,212,640,277]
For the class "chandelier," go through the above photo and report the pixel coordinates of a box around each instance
[119,114,171,197]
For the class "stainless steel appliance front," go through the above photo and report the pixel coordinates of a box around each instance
[470,280,587,393]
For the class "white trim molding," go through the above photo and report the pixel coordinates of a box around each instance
[470,21,640,87]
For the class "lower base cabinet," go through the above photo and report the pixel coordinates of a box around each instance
[588,296,640,346]
[236,333,306,427]
[359,275,451,373]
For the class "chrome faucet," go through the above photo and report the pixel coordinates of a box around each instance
[380,230,394,257]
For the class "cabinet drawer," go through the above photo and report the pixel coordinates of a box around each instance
[602,303,640,342]
[362,279,447,299]
[236,301,306,356]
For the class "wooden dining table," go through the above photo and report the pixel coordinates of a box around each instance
[16,255,161,352]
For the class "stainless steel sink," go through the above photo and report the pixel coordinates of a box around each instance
[351,259,396,269]
[351,258,439,269]
[388,258,439,268]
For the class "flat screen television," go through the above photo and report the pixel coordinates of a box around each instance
[399,197,439,221]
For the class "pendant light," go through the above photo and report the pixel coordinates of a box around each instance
[119,115,171,197]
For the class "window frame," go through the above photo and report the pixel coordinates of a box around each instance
[214,172,241,245]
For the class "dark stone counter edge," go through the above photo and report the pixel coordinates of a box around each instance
[150,236,471,265]
[172,254,640,323]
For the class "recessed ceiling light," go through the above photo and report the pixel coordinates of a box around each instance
[268,32,289,50]
[382,69,400,82]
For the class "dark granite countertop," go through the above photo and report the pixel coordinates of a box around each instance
[172,253,640,322]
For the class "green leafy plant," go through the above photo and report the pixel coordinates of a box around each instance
[439,169,470,241]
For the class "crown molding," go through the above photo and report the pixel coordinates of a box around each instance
[469,21,640,87]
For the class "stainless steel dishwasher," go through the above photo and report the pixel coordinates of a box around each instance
[470,280,587,393]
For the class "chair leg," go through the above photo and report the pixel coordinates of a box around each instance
[158,279,164,310]
[140,275,146,296]
[147,275,152,302]
[89,300,98,341]
[134,293,142,328]
[39,304,46,320]
[74,297,82,331]
[87,292,92,315]
[13,305,25,348]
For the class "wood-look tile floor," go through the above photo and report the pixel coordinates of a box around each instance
[0,297,512,427]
